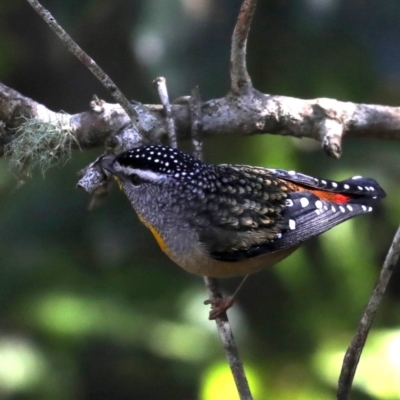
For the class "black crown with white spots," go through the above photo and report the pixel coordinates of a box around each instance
[115,145,205,180]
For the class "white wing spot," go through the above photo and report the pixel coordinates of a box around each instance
[285,199,294,207]
[315,200,323,209]
[352,176,362,180]
[368,207,373,212]
[344,184,350,189]
[276,233,282,239]
[315,209,322,215]
[331,206,336,212]
[369,187,375,191]
[288,170,296,175]
[357,186,363,190]
[289,219,296,230]
[339,206,346,213]
[268,168,276,173]
[332,182,338,188]
[300,197,309,208]
[362,205,367,211]
[372,196,377,199]
[324,205,328,210]
[347,205,353,211]
[321,180,327,185]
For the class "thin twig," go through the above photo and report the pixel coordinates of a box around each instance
[153,77,177,149]
[204,279,253,400]
[337,225,400,400]
[189,86,253,400]
[189,86,203,160]
[230,0,257,94]
[25,0,138,126]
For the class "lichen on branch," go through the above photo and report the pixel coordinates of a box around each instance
[5,117,79,183]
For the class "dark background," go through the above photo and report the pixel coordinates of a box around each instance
[1,1,400,399]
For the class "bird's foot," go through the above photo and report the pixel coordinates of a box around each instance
[204,295,235,320]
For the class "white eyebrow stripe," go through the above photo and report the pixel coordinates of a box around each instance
[115,165,167,181]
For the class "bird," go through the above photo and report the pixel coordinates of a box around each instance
[100,145,385,318]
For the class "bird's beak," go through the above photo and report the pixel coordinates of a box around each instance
[99,156,117,176]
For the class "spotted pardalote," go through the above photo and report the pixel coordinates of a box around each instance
[100,145,386,279]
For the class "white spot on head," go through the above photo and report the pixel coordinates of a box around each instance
[315,200,323,209]
[289,219,296,230]
[300,197,309,208]
[352,176,362,180]
[346,205,353,211]
[331,182,338,188]
[339,206,345,213]
[344,184,350,189]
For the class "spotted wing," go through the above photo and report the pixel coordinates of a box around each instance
[262,170,385,251]
[202,168,385,262]
[267,169,386,199]
[191,166,291,261]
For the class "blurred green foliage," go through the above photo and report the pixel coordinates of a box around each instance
[1,0,400,399]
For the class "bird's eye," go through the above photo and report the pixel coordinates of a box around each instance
[130,174,144,186]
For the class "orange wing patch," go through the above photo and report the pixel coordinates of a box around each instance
[284,181,351,204]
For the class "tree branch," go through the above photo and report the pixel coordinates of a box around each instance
[153,77,177,149]
[2,82,400,161]
[230,0,257,94]
[337,226,400,400]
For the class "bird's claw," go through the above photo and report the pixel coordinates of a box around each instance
[204,295,235,320]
